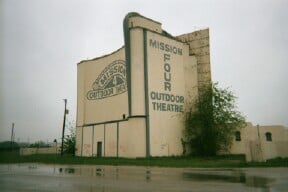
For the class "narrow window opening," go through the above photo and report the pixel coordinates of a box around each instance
[235,131,241,141]
[265,132,272,141]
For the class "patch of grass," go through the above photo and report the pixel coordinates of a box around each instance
[0,151,287,167]
[246,157,288,167]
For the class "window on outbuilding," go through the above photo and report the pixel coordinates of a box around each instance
[265,132,272,141]
[235,131,241,141]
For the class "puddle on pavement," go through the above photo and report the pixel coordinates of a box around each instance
[56,166,275,189]
[182,170,275,189]
[55,166,275,189]
[59,167,75,174]
[57,167,106,177]
[2,165,285,191]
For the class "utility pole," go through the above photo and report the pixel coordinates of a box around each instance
[10,123,15,151]
[61,99,68,156]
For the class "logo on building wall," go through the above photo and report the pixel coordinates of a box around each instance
[87,60,127,100]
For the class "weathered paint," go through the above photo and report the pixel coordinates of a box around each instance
[76,12,209,158]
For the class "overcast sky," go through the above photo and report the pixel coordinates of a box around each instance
[1,0,287,143]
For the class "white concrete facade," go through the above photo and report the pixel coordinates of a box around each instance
[229,123,288,162]
[76,13,211,158]
[76,12,288,161]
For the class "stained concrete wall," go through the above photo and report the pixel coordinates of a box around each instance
[20,147,60,156]
[77,47,127,126]
[130,28,146,116]
[177,29,212,95]
[77,119,146,158]
[76,12,210,158]
[229,123,288,162]
[128,14,162,33]
[76,13,288,160]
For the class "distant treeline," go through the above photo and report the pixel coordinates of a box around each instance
[0,140,51,151]
[0,141,20,151]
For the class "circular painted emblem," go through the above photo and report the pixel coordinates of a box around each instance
[87,60,127,100]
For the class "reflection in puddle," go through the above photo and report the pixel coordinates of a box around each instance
[55,166,276,190]
[146,170,151,182]
[56,166,275,190]
[96,168,104,176]
[58,167,106,177]
[3,165,287,192]
[28,165,37,170]
[59,167,75,174]
[56,166,153,182]
[182,171,275,189]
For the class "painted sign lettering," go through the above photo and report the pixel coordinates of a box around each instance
[163,54,171,91]
[87,60,127,100]
[149,39,182,55]
[150,91,184,112]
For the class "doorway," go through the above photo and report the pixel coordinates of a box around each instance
[97,142,102,157]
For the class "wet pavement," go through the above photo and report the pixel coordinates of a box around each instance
[0,164,288,191]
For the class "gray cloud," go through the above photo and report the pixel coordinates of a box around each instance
[1,0,287,142]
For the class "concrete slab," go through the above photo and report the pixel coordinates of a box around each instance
[0,164,288,191]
